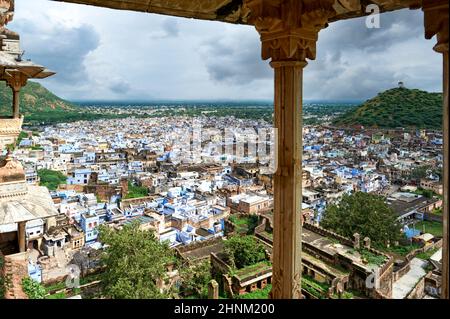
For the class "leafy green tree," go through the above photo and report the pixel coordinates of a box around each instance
[410,165,431,182]
[179,260,212,298]
[38,169,67,190]
[224,235,266,269]
[320,192,401,246]
[98,222,174,299]
[21,277,46,299]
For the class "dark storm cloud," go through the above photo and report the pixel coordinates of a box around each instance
[13,17,100,85]
[304,9,440,100]
[201,31,271,84]
[12,0,441,101]
[201,8,440,100]
[320,8,424,53]
[109,81,131,95]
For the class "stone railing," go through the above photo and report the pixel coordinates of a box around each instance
[0,116,23,134]
[0,116,23,150]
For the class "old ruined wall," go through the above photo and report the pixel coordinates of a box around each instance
[2,252,28,299]
[407,276,426,299]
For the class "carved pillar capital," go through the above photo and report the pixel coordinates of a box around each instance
[423,0,449,53]
[5,69,27,91]
[244,0,336,62]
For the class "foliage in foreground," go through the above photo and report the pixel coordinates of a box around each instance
[224,235,266,269]
[98,222,174,299]
[179,260,212,299]
[321,192,401,246]
[22,277,46,299]
[235,284,272,299]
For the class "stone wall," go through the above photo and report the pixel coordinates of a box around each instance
[303,222,354,247]
[393,263,411,282]
[404,238,443,262]
[406,276,425,299]
[176,237,223,257]
[423,212,443,222]
[2,252,28,299]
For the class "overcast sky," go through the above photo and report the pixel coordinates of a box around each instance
[10,0,442,102]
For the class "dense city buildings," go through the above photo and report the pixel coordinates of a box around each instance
[0,0,448,302]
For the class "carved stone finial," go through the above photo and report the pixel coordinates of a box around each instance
[0,0,14,26]
[0,0,18,42]
[423,0,449,53]
[244,0,336,62]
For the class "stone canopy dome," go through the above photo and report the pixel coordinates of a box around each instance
[0,154,25,184]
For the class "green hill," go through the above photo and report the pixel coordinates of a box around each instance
[0,81,122,125]
[333,87,443,129]
[0,81,77,114]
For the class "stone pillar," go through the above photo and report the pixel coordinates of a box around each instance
[353,233,360,250]
[363,237,371,250]
[423,0,449,299]
[17,221,26,253]
[5,70,27,119]
[244,0,335,299]
[12,88,20,119]
[208,279,219,299]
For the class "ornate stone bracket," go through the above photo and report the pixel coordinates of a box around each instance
[423,0,449,53]
[4,69,28,91]
[244,0,336,62]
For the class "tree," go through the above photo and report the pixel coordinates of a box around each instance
[98,222,174,299]
[320,192,401,246]
[179,260,212,298]
[224,235,266,269]
[38,169,67,190]
[21,277,46,299]
[409,165,431,183]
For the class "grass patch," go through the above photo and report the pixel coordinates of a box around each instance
[235,284,272,299]
[229,215,259,235]
[302,275,330,299]
[233,261,271,279]
[124,181,149,199]
[45,292,67,299]
[381,243,421,257]
[416,248,440,260]
[414,220,443,237]
[359,249,386,266]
